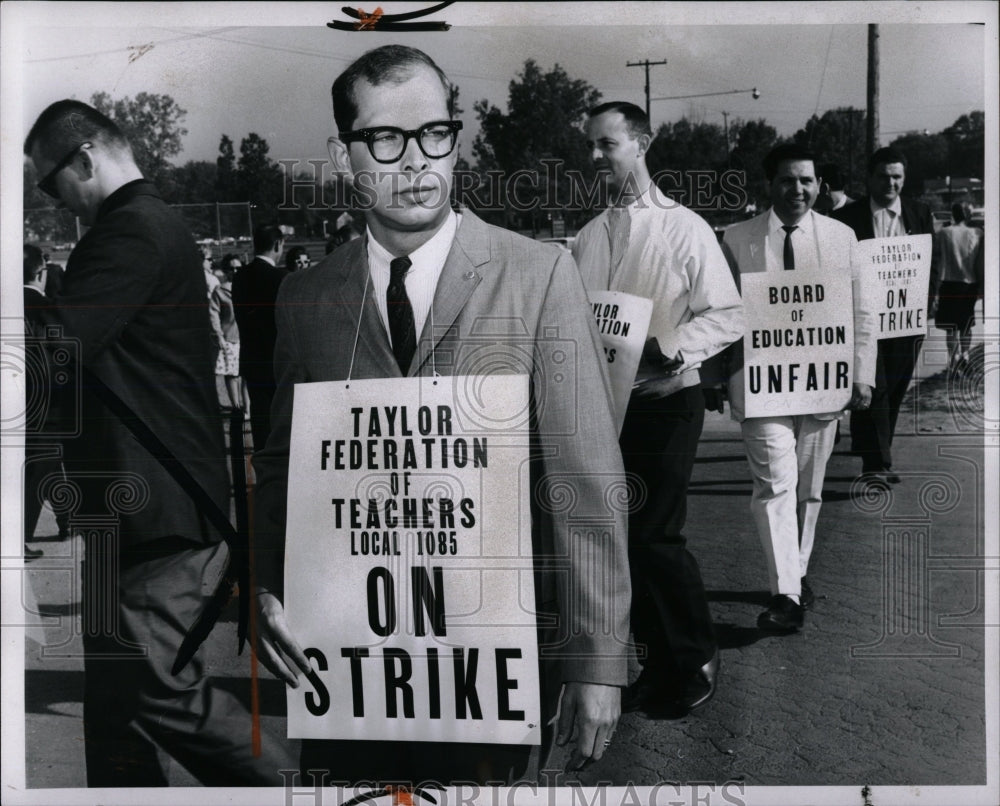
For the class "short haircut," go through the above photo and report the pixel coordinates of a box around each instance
[221,252,243,268]
[332,45,454,133]
[951,202,970,223]
[868,146,908,174]
[762,143,818,181]
[587,101,652,139]
[24,99,131,164]
[253,224,284,255]
[819,163,845,191]
[24,244,45,284]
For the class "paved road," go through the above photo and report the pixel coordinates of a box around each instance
[18,321,994,800]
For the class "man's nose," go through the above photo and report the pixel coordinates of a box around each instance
[400,134,429,171]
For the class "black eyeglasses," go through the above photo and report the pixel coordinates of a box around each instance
[37,142,90,199]
[339,120,462,164]
[295,256,311,267]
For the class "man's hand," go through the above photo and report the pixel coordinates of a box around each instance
[255,591,311,687]
[556,682,620,770]
[703,385,726,414]
[847,382,873,411]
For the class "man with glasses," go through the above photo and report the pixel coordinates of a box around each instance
[252,44,630,784]
[24,100,293,786]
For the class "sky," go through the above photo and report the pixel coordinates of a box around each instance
[5,2,992,171]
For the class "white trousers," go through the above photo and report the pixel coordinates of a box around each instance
[740,415,839,597]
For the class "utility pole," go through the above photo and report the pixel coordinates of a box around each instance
[627,59,668,120]
[866,24,880,159]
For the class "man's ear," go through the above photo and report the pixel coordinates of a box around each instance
[328,137,354,185]
[637,132,652,156]
[75,147,97,181]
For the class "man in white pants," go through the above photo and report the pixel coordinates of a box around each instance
[721,144,877,633]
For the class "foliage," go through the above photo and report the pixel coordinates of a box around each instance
[216,134,237,201]
[791,107,866,196]
[473,59,601,230]
[942,111,984,179]
[728,118,781,208]
[91,91,187,187]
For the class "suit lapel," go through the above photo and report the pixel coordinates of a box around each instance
[411,211,487,376]
[334,238,399,378]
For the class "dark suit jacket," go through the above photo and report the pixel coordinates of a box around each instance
[832,195,940,303]
[232,257,288,384]
[42,180,228,548]
[254,210,631,687]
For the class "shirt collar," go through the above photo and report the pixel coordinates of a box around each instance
[367,210,460,272]
[870,196,903,217]
[257,255,276,267]
[767,207,813,236]
[96,179,157,221]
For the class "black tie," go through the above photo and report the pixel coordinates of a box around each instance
[387,256,416,374]
[782,225,798,271]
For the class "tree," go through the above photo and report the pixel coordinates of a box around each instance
[886,132,949,196]
[216,134,237,201]
[473,59,601,230]
[791,107,866,195]
[943,110,984,179]
[91,91,188,187]
[236,133,283,223]
[729,118,781,210]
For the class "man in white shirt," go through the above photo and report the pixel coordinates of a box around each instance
[722,144,877,633]
[252,44,630,784]
[573,102,744,716]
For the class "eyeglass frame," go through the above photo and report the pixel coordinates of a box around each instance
[295,255,311,267]
[37,142,92,199]
[338,120,463,164]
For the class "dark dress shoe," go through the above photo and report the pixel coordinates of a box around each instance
[24,545,43,560]
[883,470,902,484]
[677,649,719,711]
[758,594,804,633]
[800,577,815,610]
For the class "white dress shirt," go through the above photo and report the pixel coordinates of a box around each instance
[367,210,460,342]
[869,197,904,238]
[765,208,822,273]
[573,183,745,395]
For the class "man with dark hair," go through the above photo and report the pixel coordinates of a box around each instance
[24,99,293,787]
[934,201,984,369]
[232,222,287,449]
[814,162,854,215]
[571,101,743,716]
[833,146,937,484]
[721,144,876,632]
[253,43,630,783]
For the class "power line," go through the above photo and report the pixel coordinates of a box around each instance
[627,59,667,120]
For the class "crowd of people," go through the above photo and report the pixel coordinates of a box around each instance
[20,42,983,789]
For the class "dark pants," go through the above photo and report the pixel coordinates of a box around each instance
[851,334,923,472]
[82,537,295,786]
[245,379,276,453]
[619,385,715,683]
[23,442,70,539]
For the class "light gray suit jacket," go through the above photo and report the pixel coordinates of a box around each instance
[720,209,877,422]
[254,210,630,687]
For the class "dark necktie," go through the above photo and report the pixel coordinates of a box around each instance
[387,256,416,374]
[607,206,631,279]
[782,225,798,271]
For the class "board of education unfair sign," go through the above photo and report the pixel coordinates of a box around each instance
[283,375,540,745]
